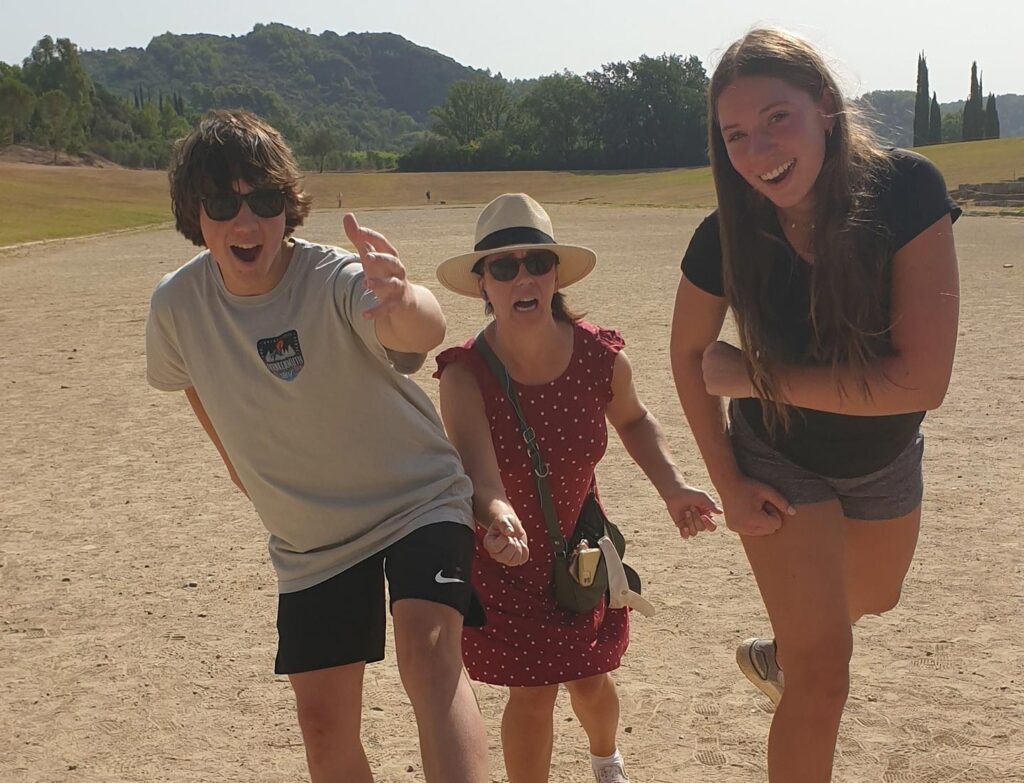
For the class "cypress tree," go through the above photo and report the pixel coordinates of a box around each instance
[962,66,974,140]
[975,73,985,139]
[928,92,942,145]
[984,94,1000,139]
[963,62,983,141]
[913,53,930,147]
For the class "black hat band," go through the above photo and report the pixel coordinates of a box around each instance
[474,226,555,252]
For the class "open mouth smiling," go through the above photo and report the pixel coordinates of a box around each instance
[513,297,539,312]
[759,159,795,185]
[231,244,262,262]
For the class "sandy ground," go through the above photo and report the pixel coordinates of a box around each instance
[1,205,1022,783]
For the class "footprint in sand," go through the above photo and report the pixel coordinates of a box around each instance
[911,641,956,671]
[690,695,720,717]
[881,751,913,783]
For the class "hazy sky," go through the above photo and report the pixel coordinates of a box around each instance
[3,0,1022,100]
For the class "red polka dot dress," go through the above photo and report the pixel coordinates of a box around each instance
[434,321,629,687]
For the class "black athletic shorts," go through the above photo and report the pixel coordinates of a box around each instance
[275,521,484,675]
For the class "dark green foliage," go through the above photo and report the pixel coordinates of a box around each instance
[0,76,36,144]
[402,53,709,172]
[589,54,709,169]
[0,36,190,167]
[300,123,354,173]
[941,110,963,143]
[429,78,515,146]
[914,54,930,147]
[856,90,915,147]
[929,92,942,145]
[962,62,984,141]
[862,90,1022,145]
[984,94,1000,139]
[78,24,486,150]
[513,72,601,168]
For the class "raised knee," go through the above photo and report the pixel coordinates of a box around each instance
[868,587,903,617]
[850,585,904,624]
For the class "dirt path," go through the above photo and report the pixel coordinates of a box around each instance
[1,207,1021,782]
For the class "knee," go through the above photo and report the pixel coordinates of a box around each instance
[393,602,464,696]
[856,585,903,620]
[566,673,614,708]
[780,632,852,709]
[295,698,355,750]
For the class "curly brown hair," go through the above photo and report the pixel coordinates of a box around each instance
[169,109,312,247]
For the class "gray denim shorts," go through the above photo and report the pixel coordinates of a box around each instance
[728,403,924,521]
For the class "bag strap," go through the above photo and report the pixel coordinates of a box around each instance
[473,330,568,559]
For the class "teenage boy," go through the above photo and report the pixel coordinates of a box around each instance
[145,109,491,782]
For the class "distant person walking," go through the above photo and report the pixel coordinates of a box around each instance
[426,190,432,202]
[671,29,960,782]
[146,109,489,783]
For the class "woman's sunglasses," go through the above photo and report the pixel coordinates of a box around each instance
[479,250,558,282]
[201,190,286,221]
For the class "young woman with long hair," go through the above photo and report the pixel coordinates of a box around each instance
[670,28,960,782]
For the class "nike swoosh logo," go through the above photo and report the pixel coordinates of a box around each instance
[434,570,465,584]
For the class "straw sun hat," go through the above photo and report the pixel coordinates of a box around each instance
[436,193,597,297]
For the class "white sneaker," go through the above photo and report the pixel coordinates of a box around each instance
[736,637,784,706]
[594,759,630,783]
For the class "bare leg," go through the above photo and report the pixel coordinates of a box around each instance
[392,599,489,783]
[565,673,620,757]
[501,684,559,783]
[741,500,852,783]
[845,506,921,623]
[289,662,374,783]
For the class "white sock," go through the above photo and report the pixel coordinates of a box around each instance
[591,749,623,770]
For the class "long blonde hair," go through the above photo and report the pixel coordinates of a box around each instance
[709,28,894,431]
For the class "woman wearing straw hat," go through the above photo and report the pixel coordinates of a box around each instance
[434,193,720,783]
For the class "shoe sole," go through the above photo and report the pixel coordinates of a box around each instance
[736,637,784,707]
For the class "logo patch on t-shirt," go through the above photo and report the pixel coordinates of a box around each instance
[257,330,304,381]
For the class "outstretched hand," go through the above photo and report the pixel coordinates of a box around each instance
[343,212,412,320]
[483,514,530,567]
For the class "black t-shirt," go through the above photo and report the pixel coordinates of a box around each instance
[681,149,961,478]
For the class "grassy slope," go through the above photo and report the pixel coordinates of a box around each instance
[0,165,171,246]
[2,138,1021,247]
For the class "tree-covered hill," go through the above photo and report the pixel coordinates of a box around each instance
[5,24,1019,174]
[78,23,488,148]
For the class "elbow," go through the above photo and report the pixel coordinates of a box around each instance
[423,301,448,351]
[881,354,952,412]
[403,311,447,354]
[922,378,951,411]
[420,317,447,353]
[669,343,704,378]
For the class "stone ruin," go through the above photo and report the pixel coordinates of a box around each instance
[951,178,1024,208]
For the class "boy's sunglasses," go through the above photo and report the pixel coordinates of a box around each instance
[479,250,558,282]
[201,189,286,221]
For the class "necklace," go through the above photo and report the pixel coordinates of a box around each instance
[777,208,814,232]
[786,219,815,231]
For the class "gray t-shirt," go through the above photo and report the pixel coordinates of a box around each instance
[146,238,473,592]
